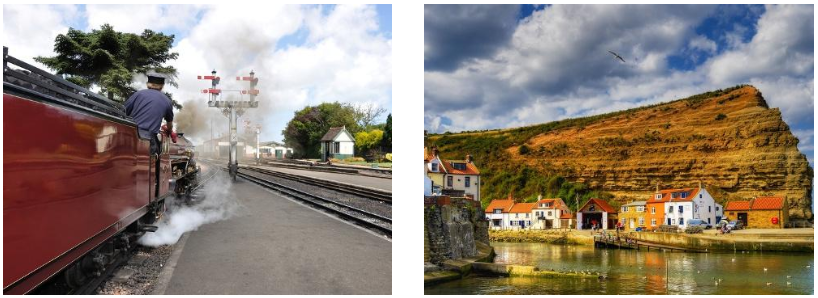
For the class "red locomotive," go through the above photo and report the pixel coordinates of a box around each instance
[3,47,179,294]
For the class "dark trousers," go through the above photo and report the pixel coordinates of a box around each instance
[138,129,161,155]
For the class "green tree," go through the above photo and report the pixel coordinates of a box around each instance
[355,129,384,157]
[282,102,359,158]
[34,24,181,108]
[381,113,392,152]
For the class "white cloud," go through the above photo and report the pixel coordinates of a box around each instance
[85,5,203,34]
[425,4,813,145]
[167,4,390,142]
[689,35,717,54]
[3,5,80,69]
[707,5,813,85]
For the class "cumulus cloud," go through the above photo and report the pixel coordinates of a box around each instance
[3,5,81,69]
[164,4,391,143]
[85,5,203,34]
[425,5,812,136]
[707,5,813,85]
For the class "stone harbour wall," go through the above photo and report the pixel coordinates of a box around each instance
[424,196,490,265]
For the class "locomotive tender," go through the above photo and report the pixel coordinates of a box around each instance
[3,47,192,294]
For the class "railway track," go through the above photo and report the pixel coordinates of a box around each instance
[262,161,393,178]
[235,168,392,238]
[241,165,391,204]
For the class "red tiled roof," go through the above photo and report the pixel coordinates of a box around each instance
[580,198,617,214]
[509,203,536,214]
[751,197,785,210]
[649,188,699,203]
[560,212,574,219]
[485,199,514,213]
[440,160,480,175]
[725,201,750,211]
[536,198,570,212]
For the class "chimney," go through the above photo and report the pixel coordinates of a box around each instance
[466,154,473,163]
[432,147,440,157]
[656,182,659,193]
[698,180,702,189]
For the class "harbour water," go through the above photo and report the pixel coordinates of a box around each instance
[425,242,814,295]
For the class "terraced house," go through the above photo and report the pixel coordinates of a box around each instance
[532,197,572,229]
[485,199,515,230]
[619,201,647,231]
[425,147,481,201]
[650,185,721,230]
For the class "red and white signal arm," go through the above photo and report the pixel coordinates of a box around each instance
[771,217,779,224]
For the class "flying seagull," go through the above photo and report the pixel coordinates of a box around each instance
[608,50,626,63]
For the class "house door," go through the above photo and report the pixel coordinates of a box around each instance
[629,219,634,229]
[492,219,501,227]
[737,213,748,227]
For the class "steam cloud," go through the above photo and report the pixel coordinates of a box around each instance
[138,171,241,247]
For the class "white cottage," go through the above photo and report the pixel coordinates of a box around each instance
[320,126,355,161]
[658,185,718,229]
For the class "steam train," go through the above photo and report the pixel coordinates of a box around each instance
[3,47,197,294]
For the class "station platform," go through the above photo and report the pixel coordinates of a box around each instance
[154,176,392,294]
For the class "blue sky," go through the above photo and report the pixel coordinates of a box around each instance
[425,4,813,165]
[4,4,392,144]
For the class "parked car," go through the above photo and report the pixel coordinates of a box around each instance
[727,220,744,230]
[687,219,711,229]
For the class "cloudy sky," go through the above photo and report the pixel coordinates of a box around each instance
[425,4,813,164]
[4,4,392,143]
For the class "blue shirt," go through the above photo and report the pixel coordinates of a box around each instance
[124,89,174,134]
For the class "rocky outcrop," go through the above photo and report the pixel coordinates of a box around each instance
[424,196,490,265]
[430,86,813,220]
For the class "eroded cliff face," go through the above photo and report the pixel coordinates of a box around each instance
[436,86,813,220]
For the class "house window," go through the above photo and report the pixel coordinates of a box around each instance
[515,213,519,218]
[528,221,531,226]
[672,218,676,225]
[678,206,684,213]
[494,209,502,214]
[639,217,644,225]
[651,219,657,226]
[637,206,645,212]
[589,205,596,211]
[465,177,471,187]
[668,218,672,225]
[699,194,702,199]
[547,211,552,216]
[447,176,453,187]
[452,162,466,170]
[334,142,340,153]
[708,218,711,224]
[681,192,687,199]
[651,207,656,214]
[679,218,684,225]
[623,206,629,212]
[526,213,529,218]
[431,163,438,172]
[668,206,673,213]
[656,194,662,200]
[708,206,711,213]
